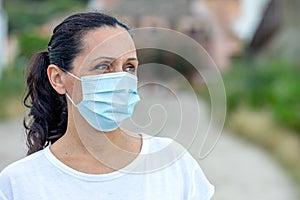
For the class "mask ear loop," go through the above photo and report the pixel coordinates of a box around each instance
[60,68,81,81]
[65,93,78,107]
[60,68,81,107]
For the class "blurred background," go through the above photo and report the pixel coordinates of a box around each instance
[0,0,299,199]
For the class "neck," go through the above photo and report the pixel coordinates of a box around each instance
[50,107,142,174]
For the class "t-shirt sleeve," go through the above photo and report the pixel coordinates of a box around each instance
[181,151,214,200]
[164,138,215,199]
[189,163,215,200]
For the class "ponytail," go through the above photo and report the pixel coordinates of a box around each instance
[23,51,68,155]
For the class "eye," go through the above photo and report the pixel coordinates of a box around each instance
[124,64,136,73]
[95,63,109,72]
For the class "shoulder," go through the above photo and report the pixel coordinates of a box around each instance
[142,135,214,199]
[142,134,175,151]
[0,149,47,199]
[0,149,45,181]
[142,134,193,161]
[141,134,200,171]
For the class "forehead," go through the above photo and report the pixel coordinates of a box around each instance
[81,26,136,60]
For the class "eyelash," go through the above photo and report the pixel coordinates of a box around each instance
[124,64,136,73]
[94,63,137,73]
[95,63,109,71]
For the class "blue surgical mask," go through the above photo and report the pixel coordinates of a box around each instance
[65,71,140,132]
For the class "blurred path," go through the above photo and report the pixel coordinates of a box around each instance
[0,92,297,200]
[200,132,297,200]
[0,118,26,170]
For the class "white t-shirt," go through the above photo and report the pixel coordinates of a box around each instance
[0,135,214,200]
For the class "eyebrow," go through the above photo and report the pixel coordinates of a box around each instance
[92,56,138,62]
[92,56,114,62]
[126,57,139,62]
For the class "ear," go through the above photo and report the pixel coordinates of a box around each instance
[47,64,67,95]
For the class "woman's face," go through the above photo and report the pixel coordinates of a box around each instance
[66,26,138,103]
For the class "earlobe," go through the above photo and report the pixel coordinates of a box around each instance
[47,64,66,95]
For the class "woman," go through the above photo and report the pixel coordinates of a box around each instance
[0,12,214,199]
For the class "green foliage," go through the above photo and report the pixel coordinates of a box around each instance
[224,58,300,134]
[0,30,54,119]
[0,62,26,119]
[0,0,87,119]
[19,32,49,58]
[4,0,88,33]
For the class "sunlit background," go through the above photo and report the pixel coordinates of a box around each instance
[0,0,299,199]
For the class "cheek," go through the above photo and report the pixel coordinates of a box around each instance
[67,78,83,104]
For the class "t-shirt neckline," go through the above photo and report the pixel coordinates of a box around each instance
[43,133,150,182]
